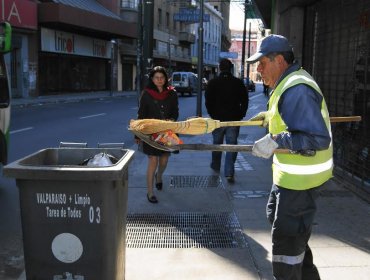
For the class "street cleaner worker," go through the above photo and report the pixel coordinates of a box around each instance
[247,34,333,280]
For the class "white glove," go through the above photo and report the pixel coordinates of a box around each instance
[249,111,269,127]
[252,134,278,159]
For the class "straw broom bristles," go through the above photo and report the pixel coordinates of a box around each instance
[130,118,221,135]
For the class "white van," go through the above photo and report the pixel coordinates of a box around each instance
[171,72,198,96]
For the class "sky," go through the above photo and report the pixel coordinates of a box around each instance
[229,2,262,31]
[229,2,245,30]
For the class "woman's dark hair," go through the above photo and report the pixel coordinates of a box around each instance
[146,66,169,91]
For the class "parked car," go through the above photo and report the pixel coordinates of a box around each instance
[171,72,198,96]
[244,78,255,92]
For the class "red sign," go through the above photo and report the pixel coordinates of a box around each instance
[0,0,37,30]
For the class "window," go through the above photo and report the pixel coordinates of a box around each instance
[121,0,138,9]
[158,8,162,26]
[10,49,17,89]
[166,12,170,28]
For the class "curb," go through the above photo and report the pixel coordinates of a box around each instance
[11,91,138,109]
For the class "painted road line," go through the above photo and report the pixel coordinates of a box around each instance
[10,127,34,134]
[79,113,106,119]
[235,153,254,171]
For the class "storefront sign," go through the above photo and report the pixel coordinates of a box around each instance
[41,28,112,59]
[0,0,37,30]
[174,8,210,23]
[219,52,238,59]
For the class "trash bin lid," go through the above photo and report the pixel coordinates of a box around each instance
[3,148,135,181]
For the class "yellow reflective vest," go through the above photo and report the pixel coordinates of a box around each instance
[268,68,333,190]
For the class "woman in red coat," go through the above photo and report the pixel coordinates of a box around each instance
[136,66,179,203]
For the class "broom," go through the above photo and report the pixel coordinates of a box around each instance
[130,116,361,135]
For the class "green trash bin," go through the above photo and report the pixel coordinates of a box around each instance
[4,148,134,280]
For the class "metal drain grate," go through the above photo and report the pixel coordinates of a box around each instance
[169,175,222,188]
[126,212,247,248]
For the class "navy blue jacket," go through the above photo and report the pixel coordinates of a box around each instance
[273,63,331,151]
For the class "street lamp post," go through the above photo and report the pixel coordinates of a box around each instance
[168,38,173,75]
[136,0,143,103]
[110,39,117,96]
[196,0,204,117]
[241,0,248,81]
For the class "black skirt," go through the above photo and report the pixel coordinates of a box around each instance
[141,142,170,156]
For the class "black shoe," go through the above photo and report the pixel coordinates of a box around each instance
[156,182,163,190]
[210,163,220,173]
[147,193,158,203]
[226,176,235,183]
[155,173,163,190]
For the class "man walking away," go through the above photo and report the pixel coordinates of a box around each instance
[205,58,248,183]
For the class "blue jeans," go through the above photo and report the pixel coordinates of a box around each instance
[211,126,240,177]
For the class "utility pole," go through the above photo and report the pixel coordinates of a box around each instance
[136,0,143,103]
[168,38,172,75]
[142,1,154,88]
[240,0,248,82]
[196,0,204,117]
[246,22,251,83]
[110,39,116,96]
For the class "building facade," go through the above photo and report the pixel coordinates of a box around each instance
[152,0,195,73]
[208,0,231,52]
[4,0,231,96]
[132,0,227,83]
[37,0,136,95]
[2,0,38,98]
[191,3,222,79]
[229,29,258,80]
[3,0,136,97]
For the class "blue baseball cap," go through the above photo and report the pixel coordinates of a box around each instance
[247,34,293,64]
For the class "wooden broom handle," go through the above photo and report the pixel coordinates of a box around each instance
[329,116,361,122]
[219,116,361,127]
[177,144,290,153]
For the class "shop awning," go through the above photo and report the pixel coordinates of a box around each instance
[38,0,137,39]
[253,0,321,29]
[252,0,272,28]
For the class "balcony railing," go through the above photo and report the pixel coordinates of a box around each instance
[179,32,195,44]
[120,0,139,23]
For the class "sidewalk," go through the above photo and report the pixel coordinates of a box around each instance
[124,126,370,280]
[14,91,370,280]
[10,90,137,108]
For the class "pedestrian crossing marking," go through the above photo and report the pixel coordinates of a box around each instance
[235,153,254,171]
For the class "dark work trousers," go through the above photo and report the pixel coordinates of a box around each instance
[266,184,322,280]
